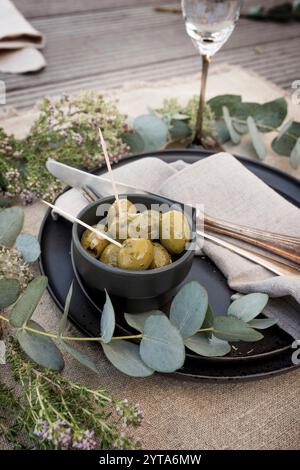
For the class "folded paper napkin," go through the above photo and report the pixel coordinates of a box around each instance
[54,153,300,338]
[0,0,45,73]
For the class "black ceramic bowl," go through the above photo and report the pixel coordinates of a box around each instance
[72,194,196,311]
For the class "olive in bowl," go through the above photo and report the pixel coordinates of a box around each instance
[72,194,195,310]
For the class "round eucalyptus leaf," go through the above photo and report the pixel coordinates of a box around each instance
[202,305,214,338]
[185,333,231,357]
[124,310,165,333]
[60,340,98,374]
[228,293,269,322]
[222,106,241,145]
[214,119,230,143]
[122,130,145,154]
[213,316,264,342]
[247,116,267,160]
[272,121,300,156]
[170,281,208,338]
[140,315,185,372]
[232,119,248,135]
[17,320,64,371]
[133,114,168,152]
[102,340,154,377]
[290,137,300,169]
[9,276,48,328]
[235,98,287,133]
[248,318,277,330]
[0,277,20,309]
[169,120,192,141]
[0,207,24,248]
[207,95,242,118]
[100,290,115,344]
[254,98,287,132]
[16,233,41,263]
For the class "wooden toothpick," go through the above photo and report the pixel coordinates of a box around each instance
[98,128,122,215]
[43,200,122,248]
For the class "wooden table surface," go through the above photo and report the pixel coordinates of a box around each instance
[2,0,300,109]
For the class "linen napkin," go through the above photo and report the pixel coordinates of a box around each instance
[53,153,300,338]
[0,0,45,73]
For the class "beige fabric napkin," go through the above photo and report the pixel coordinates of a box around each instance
[0,0,45,73]
[54,153,300,338]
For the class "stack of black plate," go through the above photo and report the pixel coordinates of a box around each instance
[39,150,299,381]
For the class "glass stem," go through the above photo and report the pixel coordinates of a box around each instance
[194,54,211,145]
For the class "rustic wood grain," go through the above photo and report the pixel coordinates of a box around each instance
[1,1,299,109]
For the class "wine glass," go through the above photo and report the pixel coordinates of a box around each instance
[181,0,241,144]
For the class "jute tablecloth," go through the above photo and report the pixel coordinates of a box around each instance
[1,66,299,450]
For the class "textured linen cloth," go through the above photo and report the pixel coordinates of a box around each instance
[0,0,45,73]
[54,152,300,338]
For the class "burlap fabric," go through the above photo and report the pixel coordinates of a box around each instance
[0,66,299,450]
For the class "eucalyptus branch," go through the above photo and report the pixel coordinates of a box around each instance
[0,314,213,343]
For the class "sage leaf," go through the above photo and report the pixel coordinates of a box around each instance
[100,290,115,344]
[185,333,231,357]
[272,121,300,156]
[0,340,6,364]
[228,293,269,322]
[247,116,267,160]
[17,320,64,371]
[9,276,48,328]
[0,277,20,309]
[222,106,241,144]
[207,95,242,118]
[213,316,264,342]
[102,340,154,377]
[124,310,165,333]
[0,207,24,248]
[140,315,185,372]
[122,130,145,154]
[60,341,98,374]
[290,138,300,169]
[58,282,73,337]
[170,281,208,338]
[169,120,192,141]
[133,114,168,152]
[16,233,41,263]
[248,318,277,329]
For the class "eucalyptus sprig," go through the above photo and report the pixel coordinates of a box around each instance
[0,278,277,377]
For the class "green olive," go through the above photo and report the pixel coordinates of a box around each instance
[150,242,172,269]
[100,243,120,267]
[108,214,132,240]
[128,210,160,239]
[107,198,136,226]
[160,210,191,255]
[81,224,109,258]
[117,238,154,270]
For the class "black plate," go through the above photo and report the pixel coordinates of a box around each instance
[39,150,299,380]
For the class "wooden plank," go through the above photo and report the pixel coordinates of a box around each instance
[4,36,299,109]
[2,8,300,93]
[13,0,177,18]
[2,2,299,109]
